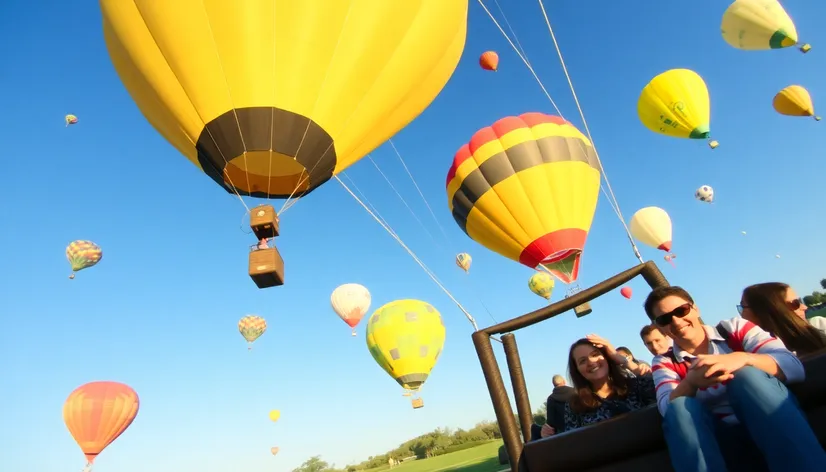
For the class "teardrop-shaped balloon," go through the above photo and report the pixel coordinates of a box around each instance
[528,272,555,300]
[366,300,446,391]
[238,315,267,347]
[65,114,78,126]
[629,207,673,252]
[331,283,371,334]
[271,446,280,456]
[446,113,600,284]
[620,287,632,299]
[63,381,139,465]
[455,253,472,273]
[773,85,820,120]
[637,69,717,149]
[66,240,103,279]
[268,410,280,422]
[721,0,810,53]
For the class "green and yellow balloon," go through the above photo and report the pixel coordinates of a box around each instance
[66,240,102,279]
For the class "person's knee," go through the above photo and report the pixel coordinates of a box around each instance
[663,396,703,425]
[728,366,773,394]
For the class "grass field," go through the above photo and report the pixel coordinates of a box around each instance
[364,441,506,472]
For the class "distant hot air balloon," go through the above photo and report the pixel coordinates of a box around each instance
[268,410,280,422]
[331,283,371,336]
[721,0,810,53]
[638,69,718,149]
[366,299,446,403]
[455,253,472,273]
[528,272,555,300]
[775,254,781,259]
[620,286,632,299]
[773,85,820,121]
[479,51,499,71]
[65,114,78,127]
[271,447,280,456]
[664,254,677,267]
[238,315,267,349]
[66,240,102,279]
[446,113,600,285]
[63,381,139,472]
[630,207,675,262]
[742,231,747,235]
[695,185,714,203]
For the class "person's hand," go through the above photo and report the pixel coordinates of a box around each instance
[693,352,749,379]
[540,424,556,438]
[637,362,652,376]
[585,334,618,358]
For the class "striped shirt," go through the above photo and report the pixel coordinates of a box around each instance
[652,317,804,424]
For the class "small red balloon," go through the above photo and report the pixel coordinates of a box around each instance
[620,287,632,299]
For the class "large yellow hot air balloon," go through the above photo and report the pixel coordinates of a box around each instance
[773,86,820,121]
[446,113,600,284]
[366,299,446,393]
[528,271,555,300]
[629,207,673,255]
[99,0,467,200]
[721,0,810,54]
[638,69,718,149]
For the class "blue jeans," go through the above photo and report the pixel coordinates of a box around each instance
[662,366,825,472]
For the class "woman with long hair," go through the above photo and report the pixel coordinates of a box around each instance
[739,282,826,356]
[540,336,656,437]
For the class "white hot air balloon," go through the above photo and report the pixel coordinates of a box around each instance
[330,283,372,336]
[695,185,714,203]
[630,207,675,262]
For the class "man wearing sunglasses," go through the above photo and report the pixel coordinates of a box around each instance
[644,286,825,472]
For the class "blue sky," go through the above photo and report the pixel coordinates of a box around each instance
[1,1,824,471]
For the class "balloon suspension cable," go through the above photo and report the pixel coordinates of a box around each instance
[81,463,92,472]
[478,0,644,265]
[334,174,502,344]
[380,141,500,325]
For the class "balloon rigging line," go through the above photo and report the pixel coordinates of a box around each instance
[335,173,502,343]
[535,0,644,264]
[367,154,444,249]
[478,0,644,264]
[340,168,499,328]
[385,139,500,324]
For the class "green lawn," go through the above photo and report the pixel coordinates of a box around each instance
[364,441,506,472]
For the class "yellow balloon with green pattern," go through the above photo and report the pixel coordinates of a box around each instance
[365,299,446,391]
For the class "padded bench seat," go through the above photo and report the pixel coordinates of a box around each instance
[519,350,826,472]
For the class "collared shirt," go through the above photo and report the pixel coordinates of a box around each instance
[652,317,804,424]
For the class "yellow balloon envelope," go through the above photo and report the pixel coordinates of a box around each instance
[773,86,820,121]
[528,272,555,300]
[721,0,810,53]
[268,410,280,422]
[629,207,673,253]
[446,113,600,284]
[638,69,717,149]
[365,300,446,391]
[100,0,467,199]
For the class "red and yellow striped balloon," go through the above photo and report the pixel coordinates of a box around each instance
[446,113,600,284]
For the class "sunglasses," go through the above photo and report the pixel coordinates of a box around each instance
[737,298,803,315]
[655,303,692,326]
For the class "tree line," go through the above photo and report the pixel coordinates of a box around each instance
[801,279,826,311]
[291,401,555,472]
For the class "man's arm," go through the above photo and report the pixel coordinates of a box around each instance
[652,355,683,415]
[729,318,804,383]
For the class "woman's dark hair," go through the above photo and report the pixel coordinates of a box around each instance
[742,282,826,355]
[567,338,631,413]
